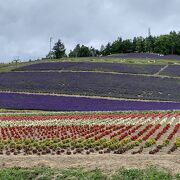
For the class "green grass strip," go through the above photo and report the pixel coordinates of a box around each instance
[0,166,178,180]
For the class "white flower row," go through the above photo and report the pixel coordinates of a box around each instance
[0,116,179,127]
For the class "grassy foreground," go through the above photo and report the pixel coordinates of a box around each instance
[0,166,179,180]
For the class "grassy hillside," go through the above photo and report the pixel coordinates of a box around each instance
[0,56,180,103]
[1,56,180,72]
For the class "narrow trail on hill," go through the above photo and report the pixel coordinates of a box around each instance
[11,69,180,79]
[154,65,169,76]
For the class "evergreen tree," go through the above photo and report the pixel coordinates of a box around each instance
[136,37,145,52]
[90,46,99,57]
[79,45,90,57]
[122,39,133,53]
[103,43,112,55]
[132,37,137,52]
[53,39,66,58]
[111,37,123,54]
[145,35,155,53]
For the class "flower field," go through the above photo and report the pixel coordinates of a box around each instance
[107,52,180,60]
[13,61,164,75]
[1,92,180,111]
[0,72,180,101]
[160,65,180,77]
[0,112,179,156]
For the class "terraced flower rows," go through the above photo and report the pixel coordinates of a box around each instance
[1,71,180,101]
[13,62,164,75]
[0,112,179,156]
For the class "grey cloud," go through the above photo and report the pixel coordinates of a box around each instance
[0,0,180,62]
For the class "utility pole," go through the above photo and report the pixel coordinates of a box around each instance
[50,37,53,59]
[148,28,151,37]
[147,28,152,53]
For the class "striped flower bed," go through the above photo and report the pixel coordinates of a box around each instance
[0,112,179,155]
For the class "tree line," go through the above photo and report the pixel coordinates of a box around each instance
[47,31,180,59]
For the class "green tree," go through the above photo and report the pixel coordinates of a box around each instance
[89,46,99,57]
[53,39,66,58]
[169,31,177,54]
[136,37,145,52]
[145,35,155,53]
[132,37,137,52]
[79,45,90,57]
[69,44,81,57]
[154,35,171,55]
[69,44,93,57]
[122,39,133,53]
[175,32,180,55]
[103,42,112,55]
[111,37,123,54]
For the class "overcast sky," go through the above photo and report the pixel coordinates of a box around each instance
[0,0,180,62]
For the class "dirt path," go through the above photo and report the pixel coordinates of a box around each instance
[154,65,169,76]
[0,154,179,174]
[12,69,180,79]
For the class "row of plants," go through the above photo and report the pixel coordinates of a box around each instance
[0,111,179,118]
[1,109,179,116]
[0,136,179,156]
[0,118,177,127]
[0,113,179,127]
[13,61,165,75]
[1,124,179,140]
[0,123,179,155]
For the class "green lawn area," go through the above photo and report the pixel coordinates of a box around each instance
[0,166,179,180]
[44,57,180,65]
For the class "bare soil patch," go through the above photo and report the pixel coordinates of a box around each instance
[0,154,179,174]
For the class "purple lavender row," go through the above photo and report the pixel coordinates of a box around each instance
[14,62,163,75]
[160,65,180,77]
[0,92,180,111]
[107,52,180,60]
[0,72,180,101]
